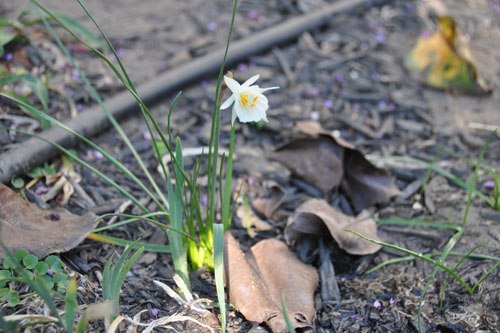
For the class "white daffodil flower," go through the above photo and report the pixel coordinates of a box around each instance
[220,74,278,125]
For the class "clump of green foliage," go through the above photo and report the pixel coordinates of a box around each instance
[0,250,69,307]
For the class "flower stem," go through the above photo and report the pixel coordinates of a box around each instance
[222,124,236,230]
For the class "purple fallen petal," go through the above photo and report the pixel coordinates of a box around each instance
[35,186,48,195]
[375,32,386,43]
[304,87,319,98]
[483,181,496,189]
[323,100,333,109]
[206,22,217,31]
[248,10,261,20]
[94,151,104,159]
[237,63,249,72]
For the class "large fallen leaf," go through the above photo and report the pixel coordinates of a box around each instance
[225,233,318,332]
[270,135,344,194]
[0,182,96,258]
[342,149,401,211]
[404,16,489,93]
[270,133,399,210]
[285,199,381,255]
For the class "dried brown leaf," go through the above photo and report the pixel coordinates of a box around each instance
[342,149,401,211]
[235,205,272,232]
[285,199,381,255]
[270,130,399,209]
[295,120,325,136]
[225,233,318,332]
[252,182,286,219]
[0,183,97,258]
[270,135,344,194]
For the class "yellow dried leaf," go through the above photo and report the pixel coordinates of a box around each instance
[404,16,488,93]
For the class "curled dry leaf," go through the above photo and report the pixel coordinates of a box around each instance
[252,182,286,219]
[0,182,96,258]
[404,16,490,93]
[342,149,401,211]
[270,135,344,194]
[225,232,318,333]
[236,205,272,232]
[270,129,399,210]
[285,199,381,255]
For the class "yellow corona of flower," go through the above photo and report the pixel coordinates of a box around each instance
[220,74,278,125]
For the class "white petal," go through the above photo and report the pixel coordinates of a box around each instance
[220,95,235,109]
[234,104,250,123]
[242,74,260,88]
[254,94,269,109]
[234,102,268,123]
[259,86,279,93]
[224,76,241,93]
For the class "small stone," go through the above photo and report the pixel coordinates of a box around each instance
[412,201,423,210]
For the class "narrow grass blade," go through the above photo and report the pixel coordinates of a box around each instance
[76,315,88,333]
[207,0,239,229]
[443,147,498,172]
[420,140,448,195]
[377,218,461,231]
[473,260,500,293]
[94,212,170,232]
[281,291,296,333]
[18,7,106,49]
[0,74,48,114]
[51,11,106,49]
[213,224,226,332]
[366,252,500,275]
[86,233,170,253]
[109,243,140,300]
[112,246,144,311]
[34,4,170,212]
[166,139,190,289]
[376,156,493,206]
[346,230,472,294]
[0,312,20,331]
[0,93,155,215]
[440,244,500,307]
[64,279,78,333]
[417,131,495,332]
[493,170,499,210]
[364,256,416,274]
[60,0,195,209]
[101,254,114,301]
[95,214,195,241]
[243,196,252,236]
[37,0,195,205]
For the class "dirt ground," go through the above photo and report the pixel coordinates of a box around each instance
[1,0,500,332]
